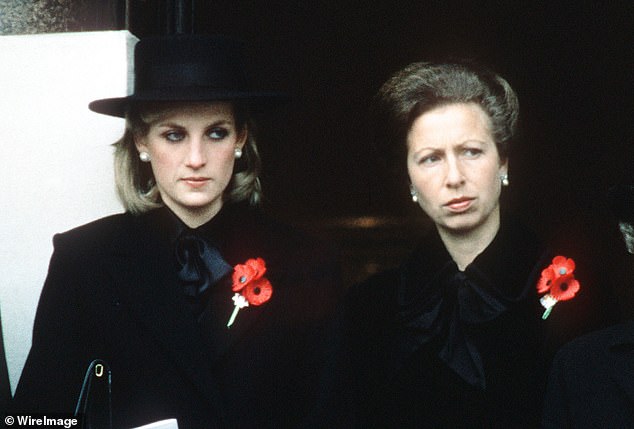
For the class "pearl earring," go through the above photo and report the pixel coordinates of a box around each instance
[500,174,509,186]
[139,152,151,162]
[409,184,419,203]
[234,147,243,159]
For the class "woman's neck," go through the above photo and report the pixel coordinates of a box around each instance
[168,201,224,229]
[437,214,501,271]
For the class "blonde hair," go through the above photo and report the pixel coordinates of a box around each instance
[113,102,262,214]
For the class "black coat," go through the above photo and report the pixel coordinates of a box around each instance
[346,219,582,428]
[543,320,634,428]
[12,204,347,428]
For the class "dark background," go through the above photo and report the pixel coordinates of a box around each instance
[3,0,633,317]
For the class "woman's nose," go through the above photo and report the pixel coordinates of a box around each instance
[445,158,465,188]
[186,139,206,168]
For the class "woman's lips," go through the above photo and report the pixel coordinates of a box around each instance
[182,177,210,188]
[444,197,474,212]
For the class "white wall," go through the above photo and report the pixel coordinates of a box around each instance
[0,30,136,392]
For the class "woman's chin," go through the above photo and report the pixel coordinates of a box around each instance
[166,196,223,218]
[438,215,492,236]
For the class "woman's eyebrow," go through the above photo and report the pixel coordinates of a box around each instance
[205,119,233,127]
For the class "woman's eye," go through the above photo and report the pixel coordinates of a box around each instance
[208,127,229,140]
[420,154,440,165]
[164,131,185,142]
[463,148,482,158]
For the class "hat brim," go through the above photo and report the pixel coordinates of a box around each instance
[89,90,289,118]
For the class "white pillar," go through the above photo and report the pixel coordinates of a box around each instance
[0,30,136,392]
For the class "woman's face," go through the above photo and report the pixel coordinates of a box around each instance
[135,102,246,226]
[407,102,507,236]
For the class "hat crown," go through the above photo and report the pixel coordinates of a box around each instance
[134,35,251,93]
[88,34,285,118]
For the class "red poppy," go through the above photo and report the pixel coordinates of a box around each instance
[232,257,267,292]
[550,256,576,277]
[536,255,581,319]
[549,274,580,301]
[536,256,578,294]
[227,258,273,327]
[243,277,274,306]
[537,266,556,294]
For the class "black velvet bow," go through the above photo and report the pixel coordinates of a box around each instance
[395,265,509,390]
[175,232,232,297]
[436,269,507,389]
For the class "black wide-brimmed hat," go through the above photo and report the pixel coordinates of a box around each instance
[89,34,286,118]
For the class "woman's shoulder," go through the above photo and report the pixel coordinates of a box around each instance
[233,205,316,240]
[346,267,402,323]
[224,204,339,259]
[50,210,175,262]
[556,319,634,363]
[53,212,134,247]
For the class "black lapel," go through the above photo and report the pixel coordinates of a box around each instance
[200,276,271,362]
[197,206,276,362]
[107,210,227,423]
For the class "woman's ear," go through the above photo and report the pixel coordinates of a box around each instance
[236,126,248,149]
[500,158,509,176]
[134,135,148,154]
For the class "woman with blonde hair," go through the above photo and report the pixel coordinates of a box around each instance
[13,34,345,428]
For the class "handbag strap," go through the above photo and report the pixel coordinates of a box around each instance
[74,359,112,429]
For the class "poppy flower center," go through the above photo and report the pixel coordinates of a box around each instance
[560,282,568,291]
[253,287,261,295]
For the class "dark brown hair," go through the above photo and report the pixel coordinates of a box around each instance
[377,61,519,160]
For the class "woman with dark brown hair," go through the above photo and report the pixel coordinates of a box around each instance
[346,61,581,427]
